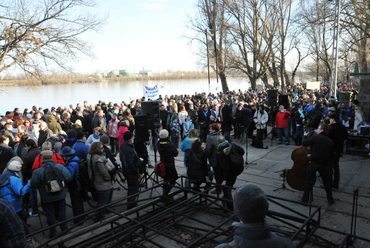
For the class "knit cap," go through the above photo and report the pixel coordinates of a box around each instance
[159,129,169,139]
[233,183,269,223]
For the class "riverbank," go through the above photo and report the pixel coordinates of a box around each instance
[0,71,215,86]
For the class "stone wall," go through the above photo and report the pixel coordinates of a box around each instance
[358,78,370,122]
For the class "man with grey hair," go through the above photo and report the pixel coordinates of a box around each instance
[216,183,293,248]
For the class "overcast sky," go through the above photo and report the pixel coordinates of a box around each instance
[73,0,200,74]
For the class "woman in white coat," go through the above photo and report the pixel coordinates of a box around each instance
[253,104,269,148]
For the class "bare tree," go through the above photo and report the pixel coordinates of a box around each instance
[224,0,271,90]
[299,0,333,82]
[0,0,102,76]
[189,0,230,93]
[340,0,370,73]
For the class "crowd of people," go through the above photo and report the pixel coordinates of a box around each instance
[0,82,366,246]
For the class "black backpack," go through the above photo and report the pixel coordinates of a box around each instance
[229,144,245,176]
[43,164,65,194]
[78,159,95,195]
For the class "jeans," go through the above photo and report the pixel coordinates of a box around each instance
[109,137,119,154]
[30,186,38,214]
[126,174,139,209]
[94,189,113,221]
[69,189,85,224]
[278,127,289,144]
[295,125,303,146]
[41,199,67,238]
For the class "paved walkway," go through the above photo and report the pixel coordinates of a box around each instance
[27,136,370,247]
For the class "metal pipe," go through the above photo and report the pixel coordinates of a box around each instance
[205,29,211,93]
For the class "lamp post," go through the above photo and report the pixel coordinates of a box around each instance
[329,0,341,98]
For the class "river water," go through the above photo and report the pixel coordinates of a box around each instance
[0,78,249,113]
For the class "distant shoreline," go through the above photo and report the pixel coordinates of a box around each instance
[0,71,216,87]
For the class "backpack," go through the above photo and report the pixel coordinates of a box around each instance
[154,160,166,178]
[43,164,65,194]
[78,159,95,195]
[229,145,244,176]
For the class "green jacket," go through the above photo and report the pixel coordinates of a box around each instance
[31,159,71,203]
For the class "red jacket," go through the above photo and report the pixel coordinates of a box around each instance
[32,153,65,172]
[275,111,291,128]
[117,126,129,148]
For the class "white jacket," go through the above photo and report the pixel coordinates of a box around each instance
[254,110,269,129]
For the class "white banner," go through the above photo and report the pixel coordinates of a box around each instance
[143,85,159,100]
[306,81,320,90]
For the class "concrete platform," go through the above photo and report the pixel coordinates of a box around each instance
[26,137,370,247]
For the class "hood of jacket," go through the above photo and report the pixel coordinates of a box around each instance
[232,221,271,240]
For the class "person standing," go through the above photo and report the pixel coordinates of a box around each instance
[253,104,269,149]
[221,100,233,142]
[107,113,119,154]
[157,129,178,203]
[327,112,348,189]
[206,123,223,194]
[275,105,291,145]
[215,183,293,248]
[119,131,141,209]
[216,140,245,210]
[186,139,211,191]
[88,142,113,221]
[0,198,28,248]
[60,146,85,224]
[0,134,14,174]
[31,150,71,238]
[0,158,30,227]
[301,122,335,205]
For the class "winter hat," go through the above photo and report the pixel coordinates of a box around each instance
[123,131,134,141]
[233,183,269,223]
[217,140,230,151]
[7,160,22,172]
[159,129,169,139]
[60,146,75,156]
[8,156,23,166]
[100,134,110,144]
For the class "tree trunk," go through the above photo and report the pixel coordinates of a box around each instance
[219,71,229,93]
[250,76,257,90]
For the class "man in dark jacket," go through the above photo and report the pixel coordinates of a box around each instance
[31,150,71,238]
[0,134,14,174]
[0,198,27,248]
[221,100,233,141]
[157,129,178,203]
[216,140,245,210]
[119,131,141,209]
[327,112,348,189]
[215,183,293,248]
[302,122,334,205]
[61,146,84,224]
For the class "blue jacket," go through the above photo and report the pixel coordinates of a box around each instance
[215,222,293,248]
[72,141,89,160]
[31,159,71,203]
[64,155,80,190]
[0,171,30,213]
